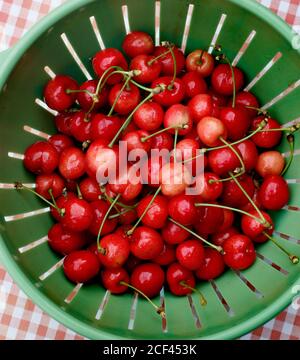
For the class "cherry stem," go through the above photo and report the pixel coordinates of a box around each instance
[66,88,95,99]
[198,49,204,65]
[168,217,223,253]
[147,47,172,66]
[173,128,179,162]
[127,185,162,235]
[167,45,177,89]
[141,124,188,143]
[48,188,60,211]
[245,106,269,117]
[119,281,165,318]
[130,79,156,93]
[281,134,294,176]
[107,75,132,116]
[108,207,132,219]
[216,54,236,108]
[262,232,299,264]
[76,183,83,199]
[179,281,207,306]
[97,193,121,252]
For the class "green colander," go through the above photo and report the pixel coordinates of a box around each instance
[1,0,300,340]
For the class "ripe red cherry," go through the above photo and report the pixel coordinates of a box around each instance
[98,234,130,268]
[59,147,86,180]
[220,106,251,141]
[196,248,225,280]
[160,162,192,197]
[236,140,258,172]
[50,191,76,221]
[123,130,152,153]
[188,94,213,123]
[182,71,208,98]
[197,116,227,147]
[234,91,260,118]
[208,146,241,176]
[153,244,176,266]
[151,131,173,151]
[197,172,223,202]
[101,268,129,294]
[162,220,190,245]
[60,197,93,232]
[48,223,86,255]
[186,50,215,77]
[251,116,282,148]
[167,263,195,296]
[258,175,289,210]
[130,55,161,84]
[92,48,128,85]
[130,226,164,260]
[211,226,239,247]
[152,76,185,107]
[241,210,274,243]
[153,45,185,76]
[255,151,285,177]
[122,31,154,58]
[142,156,164,188]
[218,209,235,232]
[79,177,101,202]
[44,75,78,111]
[222,175,255,208]
[176,239,205,271]
[63,250,100,283]
[131,263,165,298]
[168,194,198,226]
[240,189,262,213]
[108,82,141,115]
[77,80,108,111]
[119,207,138,225]
[55,113,73,135]
[36,173,65,200]
[223,234,256,270]
[88,200,118,236]
[194,203,224,235]
[69,111,92,142]
[133,101,164,131]
[90,114,122,142]
[211,64,244,96]
[48,134,73,155]
[174,138,201,176]
[164,104,193,135]
[24,141,59,175]
[136,195,168,229]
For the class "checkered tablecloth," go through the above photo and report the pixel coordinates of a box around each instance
[0,0,300,340]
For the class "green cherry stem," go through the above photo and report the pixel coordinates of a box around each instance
[179,281,207,306]
[107,75,132,116]
[168,44,177,89]
[216,54,236,108]
[263,231,299,264]
[76,183,83,199]
[173,128,179,163]
[147,47,172,66]
[281,134,295,176]
[141,124,188,143]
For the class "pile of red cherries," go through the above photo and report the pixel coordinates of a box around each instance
[21,30,299,314]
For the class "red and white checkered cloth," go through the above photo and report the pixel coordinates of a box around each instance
[0,0,300,340]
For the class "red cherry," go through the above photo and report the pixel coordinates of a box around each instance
[131,263,164,298]
[251,116,282,148]
[130,226,164,260]
[125,254,142,272]
[77,80,108,111]
[36,173,65,200]
[55,113,73,135]
[142,155,165,188]
[236,139,258,172]
[24,141,59,175]
[211,226,239,247]
[208,88,228,107]
[258,175,289,210]
[223,234,256,270]
[188,94,213,123]
[174,138,201,176]
[88,200,118,236]
[133,101,164,131]
[136,195,168,229]
[197,172,223,202]
[152,76,185,107]
[92,48,128,85]
[63,250,100,283]
[160,162,192,197]
[196,248,225,280]
[234,91,260,118]
[197,116,227,147]
[151,131,173,151]
[123,130,152,153]
[186,50,215,77]
[69,111,92,142]
[59,147,86,180]
[194,203,224,235]
[164,104,193,135]
[119,207,138,225]
[61,197,93,232]
[79,177,101,202]
[48,223,86,255]
[153,244,176,266]
[208,146,241,176]
[130,55,162,84]
[153,45,185,76]
[162,220,190,245]
[101,268,129,294]
[167,263,195,296]
[123,31,154,58]
[176,239,205,271]
[211,64,244,96]
[168,194,198,226]
[98,234,130,268]
[240,189,262,213]
[255,151,285,177]
[182,71,208,98]
[241,210,273,243]
[44,75,78,111]
[50,192,76,221]
[48,134,74,155]
[218,209,235,232]
[90,114,122,142]
[220,106,251,141]
[222,175,255,208]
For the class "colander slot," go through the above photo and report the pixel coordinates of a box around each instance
[282,148,300,158]
[39,257,64,281]
[282,204,300,211]
[181,4,194,54]
[18,235,48,254]
[286,179,300,184]
[35,98,58,116]
[209,280,234,317]
[4,207,50,222]
[282,117,300,128]
[256,252,289,276]
[232,270,264,299]
[7,152,24,160]
[95,290,111,320]
[207,13,227,54]
[160,287,167,333]
[244,52,282,92]
[60,33,93,80]
[0,183,35,189]
[89,16,106,50]
[155,1,161,46]
[64,283,83,304]
[128,292,138,330]
[122,5,131,35]
[232,30,256,67]
[187,294,201,329]
[44,66,56,79]
[274,231,300,245]
[23,125,50,140]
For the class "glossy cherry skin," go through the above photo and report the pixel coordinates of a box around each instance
[186,50,215,77]
[176,239,205,271]
[79,177,102,202]
[241,210,274,243]
[88,200,118,236]
[101,268,129,294]
[153,244,176,266]
[119,208,138,225]
[166,263,195,296]
[197,116,227,147]
[223,234,256,270]
[153,45,185,76]
[130,226,164,260]
[220,106,251,141]
[24,141,59,175]
[77,80,108,111]
[221,175,255,208]
[168,194,198,226]
[123,130,152,153]
[188,94,213,123]
[251,116,282,148]
[255,151,285,177]
[182,71,208,98]
[131,263,165,298]
[151,131,173,151]
[63,250,100,283]
[44,75,78,111]
[60,197,93,232]
[36,173,65,200]
[195,203,224,235]
[211,226,239,247]
[258,175,289,210]
[122,31,154,58]
[130,55,162,84]
[98,234,130,269]
[218,209,235,232]
[132,102,164,132]
[90,114,122,142]
[108,82,141,116]
[164,104,193,135]
[92,48,128,85]
[59,147,86,180]
[208,146,241,177]
[152,76,185,107]
[136,195,168,229]
[48,223,86,255]
[48,134,73,155]
[196,248,225,280]
[55,113,73,135]
[236,139,258,172]
[240,188,262,214]
[160,162,192,197]
[162,220,190,245]
[69,111,92,142]
[197,172,223,202]
[174,138,201,176]
[211,64,244,96]
[50,192,76,221]
[234,91,260,118]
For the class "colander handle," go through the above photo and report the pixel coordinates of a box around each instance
[0,48,11,67]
